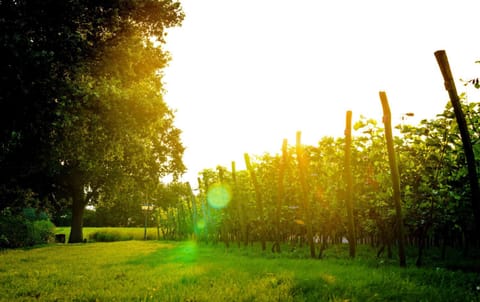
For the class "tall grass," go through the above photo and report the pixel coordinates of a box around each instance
[0,241,479,301]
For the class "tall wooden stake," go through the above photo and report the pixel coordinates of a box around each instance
[344,110,356,258]
[198,176,210,244]
[216,166,230,248]
[435,50,480,235]
[296,131,316,258]
[244,153,266,251]
[186,182,197,240]
[379,91,407,267]
[231,161,246,247]
[272,139,288,253]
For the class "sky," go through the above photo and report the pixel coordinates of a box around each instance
[162,0,480,186]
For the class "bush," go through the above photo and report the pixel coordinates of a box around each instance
[0,212,30,248]
[0,208,55,249]
[89,230,134,242]
[32,220,55,244]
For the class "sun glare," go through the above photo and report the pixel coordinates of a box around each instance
[175,241,198,264]
[195,218,206,231]
[206,183,232,209]
[164,0,480,185]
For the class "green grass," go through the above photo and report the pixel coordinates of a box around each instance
[0,241,479,301]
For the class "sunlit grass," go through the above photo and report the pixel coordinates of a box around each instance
[0,241,478,301]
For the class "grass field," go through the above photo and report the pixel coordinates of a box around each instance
[1,238,479,301]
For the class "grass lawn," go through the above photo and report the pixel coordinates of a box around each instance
[0,240,479,301]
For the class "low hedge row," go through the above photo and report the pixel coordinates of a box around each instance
[88,230,134,242]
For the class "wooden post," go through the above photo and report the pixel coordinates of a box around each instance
[344,110,356,258]
[379,91,407,267]
[435,50,480,235]
[186,182,197,240]
[272,139,288,253]
[198,176,210,244]
[296,131,316,258]
[231,161,245,247]
[217,166,230,248]
[244,153,266,251]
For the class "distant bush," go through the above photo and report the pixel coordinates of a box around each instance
[0,207,55,249]
[89,230,134,242]
[32,220,55,244]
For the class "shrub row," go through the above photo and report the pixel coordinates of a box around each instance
[0,208,55,249]
[88,230,134,242]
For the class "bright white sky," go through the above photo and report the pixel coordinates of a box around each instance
[163,0,480,185]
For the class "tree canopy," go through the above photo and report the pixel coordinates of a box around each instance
[0,0,185,242]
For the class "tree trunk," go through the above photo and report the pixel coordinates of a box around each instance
[69,187,86,243]
[379,91,407,267]
[344,110,356,258]
[435,50,480,235]
[416,227,426,267]
[67,167,87,244]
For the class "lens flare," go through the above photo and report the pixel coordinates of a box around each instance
[196,218,205,231]
[207,183,232,209]
[175,241,197,264]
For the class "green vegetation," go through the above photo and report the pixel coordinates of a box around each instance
[1,2,480,300]
[0,208,55,249]
[55,227,162,243]
[0,241,478,301]
[186,99,480,264]
[0,0,185,243]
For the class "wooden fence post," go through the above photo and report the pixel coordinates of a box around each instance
[231,161,246,247]
[379,91,407,267]
[186,182,197,240]
[244,153,266,251]
[435,50,480,235]
[296,131,316,258]
[344,110,356,258]
[272,139,288,253]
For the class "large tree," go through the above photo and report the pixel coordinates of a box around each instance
[0,0,185,242]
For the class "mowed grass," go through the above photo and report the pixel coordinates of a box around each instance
[1,241,479,302]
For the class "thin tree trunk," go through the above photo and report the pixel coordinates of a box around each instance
[435,50,480,236]
[344,110,356,258]
[296,131,316,258]
[379,91,407,267]
[416,228,426,267]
